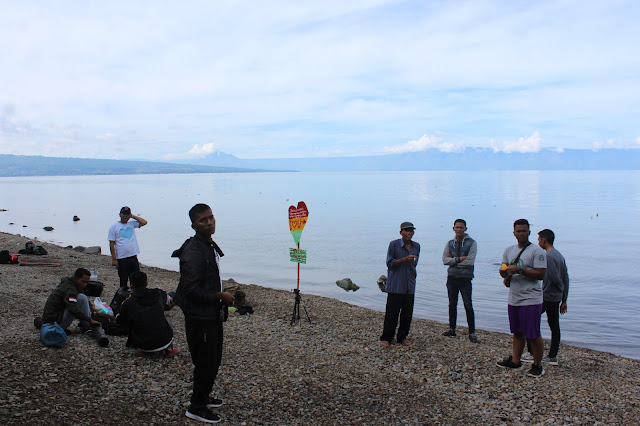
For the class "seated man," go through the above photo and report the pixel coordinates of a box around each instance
[117,271,179,357]
[41,268,101,334]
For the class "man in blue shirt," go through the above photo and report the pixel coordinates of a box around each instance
[380,222,420,348]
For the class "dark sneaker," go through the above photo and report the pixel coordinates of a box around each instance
[207,397,223,408]
[542,356,559,366]
[468,333,478,343]
[497,356,523,369]
[185,406,220,423]
[520,352,534,363]
[442,329,456,337]
[527,363,545,377]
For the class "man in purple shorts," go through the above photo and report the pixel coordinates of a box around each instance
[497,219,547,377]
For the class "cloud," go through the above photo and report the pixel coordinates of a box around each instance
[383,134,465,154]
[590,138,640,150]
[164,143,217,160]
[491,132,541,153]
[1,2,639,159]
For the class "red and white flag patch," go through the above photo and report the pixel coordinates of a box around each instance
[68,297,77,303]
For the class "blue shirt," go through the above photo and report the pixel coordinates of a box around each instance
[386,238,420,294]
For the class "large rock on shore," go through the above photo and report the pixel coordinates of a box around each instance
[72,245,102,254]
[336,277,359,291]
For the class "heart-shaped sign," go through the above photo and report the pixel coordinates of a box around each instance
[288,201,309,245]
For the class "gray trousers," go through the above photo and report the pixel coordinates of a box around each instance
[60,293,91,330]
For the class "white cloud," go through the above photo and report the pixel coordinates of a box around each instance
[590,139,640,150]
[384,134,465,154]
[164,143,217,160]
[592,139,615,151]
[491,132,541,153]
[1,2,639,159]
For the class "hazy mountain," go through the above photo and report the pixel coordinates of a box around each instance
[2,148,638,177]
[174,148,640,171]
[0,154,275,177]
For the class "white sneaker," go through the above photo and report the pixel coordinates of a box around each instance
[542,356,559,366]
[520,352,534,363]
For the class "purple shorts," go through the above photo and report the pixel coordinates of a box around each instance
[508,304,542,340]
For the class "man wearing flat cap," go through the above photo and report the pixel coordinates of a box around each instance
[108,206,148,288]
[380,221,420,347]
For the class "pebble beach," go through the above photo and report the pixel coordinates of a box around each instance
[1,231,639,425]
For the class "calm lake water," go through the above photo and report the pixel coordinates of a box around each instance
[1,171,639,359]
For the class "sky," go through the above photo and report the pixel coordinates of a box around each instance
[1,0,639,160]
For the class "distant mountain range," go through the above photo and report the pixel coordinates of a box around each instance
[0,154,278,177]
[171,148,640,171]
[1,148,638,177]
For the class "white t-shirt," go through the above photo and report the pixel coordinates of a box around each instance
[502,243,547,306]
[108,220,141,259]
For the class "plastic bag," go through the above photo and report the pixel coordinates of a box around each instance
[93,297,114,316]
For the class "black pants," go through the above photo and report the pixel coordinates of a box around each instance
[117,255,139,287]
[527,300,561,358]
[446,277,475,334]
[185,317,223,409]
[380,293,414,343]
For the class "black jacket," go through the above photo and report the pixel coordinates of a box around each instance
[42,277,91,324]
[116,287,173,350]
[172,235,224,321]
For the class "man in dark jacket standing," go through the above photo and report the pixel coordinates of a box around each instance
[42,268,101,333]
[380,221,420,348]
[442,219,478,343]
[172,203,234,424]
[116,271,178,356]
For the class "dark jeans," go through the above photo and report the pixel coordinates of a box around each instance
[117,255,139,287]
[381,293,414,343]
[185,317,223,409]
[446,277,475,334]
[527,300,561,358]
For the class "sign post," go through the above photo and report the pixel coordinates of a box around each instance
[288,201,311,324]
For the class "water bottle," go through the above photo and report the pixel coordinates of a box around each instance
[90,269,98,282]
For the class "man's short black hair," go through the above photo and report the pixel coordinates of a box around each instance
[513,218,530,229]
[74,268,90,279]
[129,271,147,289]
[454,219,466,227]
[189,203,211,223]
[538,228,555,245]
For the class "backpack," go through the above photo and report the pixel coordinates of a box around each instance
[109,287,131,317]
[40,323,67,348]
[0,250,10,264]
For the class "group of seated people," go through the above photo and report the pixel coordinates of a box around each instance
[38,267,179,357]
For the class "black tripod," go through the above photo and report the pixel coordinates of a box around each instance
[290,288,311,325]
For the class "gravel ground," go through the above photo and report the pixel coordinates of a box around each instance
[1,231,639,425]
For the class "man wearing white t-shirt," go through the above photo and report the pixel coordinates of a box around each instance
[108,206,148,288]
[497,218,547,377]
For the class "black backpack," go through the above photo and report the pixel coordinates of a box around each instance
[109,287,132,317]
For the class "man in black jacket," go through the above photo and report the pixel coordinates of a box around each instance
[41,268,101,334]
[116,271,178,356]
[172,203,234,424]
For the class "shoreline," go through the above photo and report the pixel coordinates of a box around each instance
[1,231,639,424]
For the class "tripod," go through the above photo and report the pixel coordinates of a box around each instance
[290,288,311,325]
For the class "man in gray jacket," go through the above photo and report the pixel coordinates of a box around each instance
[523,228,570,366]
[442,219,478,343]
